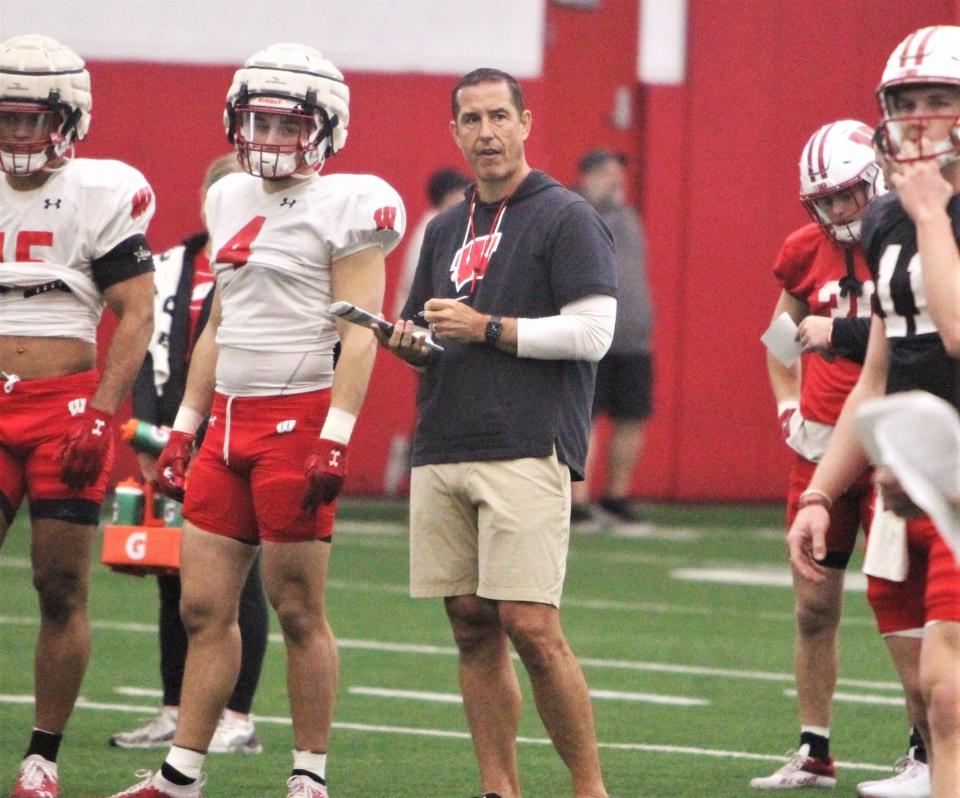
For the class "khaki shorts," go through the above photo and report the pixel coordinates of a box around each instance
[409,451,571,607]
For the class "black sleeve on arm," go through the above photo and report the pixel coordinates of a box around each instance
[132,352,160,424]
[91,234,155,292]
[831,317,871,364]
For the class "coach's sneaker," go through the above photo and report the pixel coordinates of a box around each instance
[107,770,205,798]
[857,751,930,798]
[109,708,178,749]
[10,755,58,798]
[207,711,262,754]
[285,775,328,798]
[750,745,837,789]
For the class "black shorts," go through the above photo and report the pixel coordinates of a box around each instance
[593,352,653,420]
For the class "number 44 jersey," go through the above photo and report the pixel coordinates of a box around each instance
[205,171,405,355]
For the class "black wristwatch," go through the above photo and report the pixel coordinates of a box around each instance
[484,314,503,345]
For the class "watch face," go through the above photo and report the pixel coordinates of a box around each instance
[485,319,503,343]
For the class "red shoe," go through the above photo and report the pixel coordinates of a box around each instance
[106,771,204,798]
[750,744,837,789]
[10,755,59,798]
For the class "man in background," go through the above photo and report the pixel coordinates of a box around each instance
[570,149,654,530]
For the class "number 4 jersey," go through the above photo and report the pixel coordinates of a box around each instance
[205,171,405,359]
[861,192,960,404]
[0,158,155,343]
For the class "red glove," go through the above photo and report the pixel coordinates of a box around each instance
[58,408,114,490]
[156,431,196,501]
[302,438,348,512]
[779,405,798,442]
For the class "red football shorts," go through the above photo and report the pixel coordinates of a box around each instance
[181,389,335,543]
[787,455,872,568]
[867,515,960,634]
[0,369,113,513]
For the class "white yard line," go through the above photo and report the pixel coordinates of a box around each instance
[785,688,905,707]
[0,615,900,690]
[0,693,889,773]
[349,686,709,706]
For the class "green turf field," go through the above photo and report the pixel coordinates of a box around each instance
[0,500,910,797]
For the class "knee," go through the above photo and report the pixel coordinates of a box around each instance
[500,612,566,674]
[795,599,839,638]
[273,597,323,647]
[179,593,231,638]
[446,597,501,657]
[923,677,960,740]
[33,566,87,625]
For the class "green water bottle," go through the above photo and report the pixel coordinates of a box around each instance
[121,418,170,457]
[112,480,145,525]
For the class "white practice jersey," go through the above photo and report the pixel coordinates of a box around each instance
[206,171,405,359]
[0,158,155,343]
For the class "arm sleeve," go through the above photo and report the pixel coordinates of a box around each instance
[328,176,407,260]
[830,316,871,364]
[516,294,617,361]
[131,353,160,423]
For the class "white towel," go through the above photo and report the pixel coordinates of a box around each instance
[863,492,909,581]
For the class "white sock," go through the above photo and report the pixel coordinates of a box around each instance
[292,750,327,782]
[165,746,205,781]
[801,725,830,739]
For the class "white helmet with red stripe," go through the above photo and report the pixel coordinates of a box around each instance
[876,25,960,165]
[799,120,883,245]
[224,42,349,180]
[0,34,92,175]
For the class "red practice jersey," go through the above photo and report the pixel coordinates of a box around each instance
[773,223,874,425]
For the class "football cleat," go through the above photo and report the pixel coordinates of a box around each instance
[857,750,930,798]
[751,745,837,789]
[106,770,205,798]
[208,712,262,754]
[109,707,178,749]
[286,775,328,798]
[10,755,58,798]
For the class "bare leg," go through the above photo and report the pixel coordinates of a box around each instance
[791,567,844,730]
[499,601,608,798]
[261,539,337,753]
[30,517,96,732]
[883,633,928,749]
[920,621,960,797]
[445,595,522,798]
[604,419,645,499]
[571,426,601,507]
[173,523,256,751]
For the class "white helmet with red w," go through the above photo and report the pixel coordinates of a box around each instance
[0,34,92,175]
[224,43,349,180]
[876,25,960,165]
[799,120,883,245]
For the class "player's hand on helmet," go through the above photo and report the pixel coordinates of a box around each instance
[58,407,114,490]
[787,501,831,584]
[302,438,348,512]
[890,138,954,221]
[156,431,196,502]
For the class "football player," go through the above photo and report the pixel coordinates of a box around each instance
[107,43,404,798]
[789,25,960,798]
[0,34,156,798]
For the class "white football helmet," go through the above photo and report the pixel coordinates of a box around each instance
[0,34,91,175]
[224,43,349,180]
[799,120,884,245]
[876,25,960,165]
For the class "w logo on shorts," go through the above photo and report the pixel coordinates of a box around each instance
[67,397,87,416]
[276,419,297,434]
